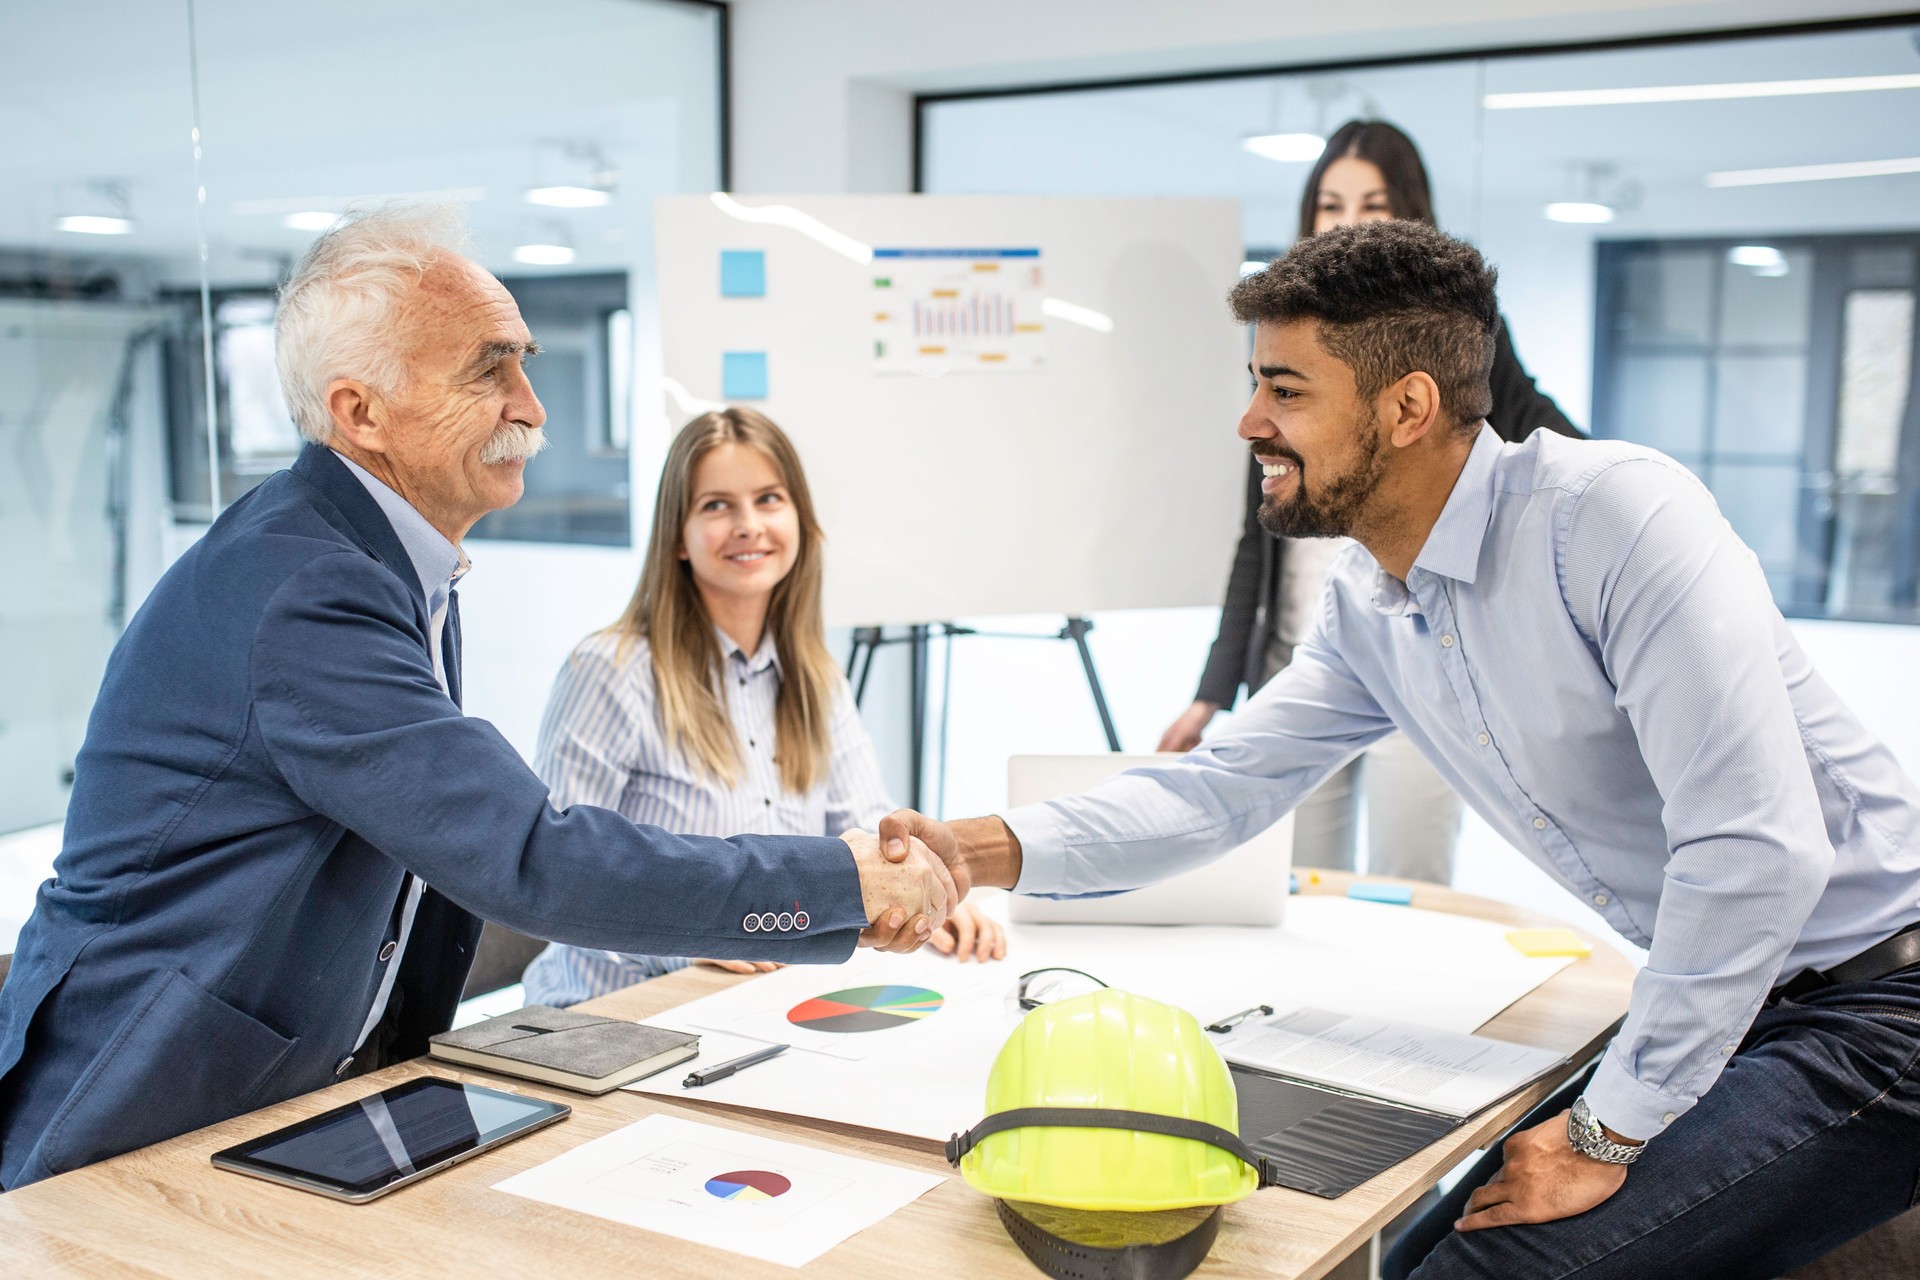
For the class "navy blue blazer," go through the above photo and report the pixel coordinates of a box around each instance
[0,446,863,1188]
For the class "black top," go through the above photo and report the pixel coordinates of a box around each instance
[1194,317,1583,707]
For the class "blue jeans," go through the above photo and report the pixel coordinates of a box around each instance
[1384,964,1920,1280]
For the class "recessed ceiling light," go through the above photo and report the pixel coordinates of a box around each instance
[1706,156,1920,188]
[513,243,576,266]
[1242,133,1326,163]
[1544,202,1614,224]
[56,214,133,235]
[1486,72,1920,110]
[525,185,612,208]
[282,211,338,231]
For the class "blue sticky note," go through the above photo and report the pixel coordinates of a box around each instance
[720,250,766,297]
[1347,882,1415,906]
[722,351,769,400]
[1288,874,1299,894]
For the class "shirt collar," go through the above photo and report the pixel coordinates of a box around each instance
[1409,425,1503,586]
[717,625,782,677]
[331,451,468,600]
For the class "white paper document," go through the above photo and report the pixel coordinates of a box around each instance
[628,898,1578,1142]
[492,1114,943,1268]
[1212,1007,1568,1118]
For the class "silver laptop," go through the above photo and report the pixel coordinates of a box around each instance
[1006,754,1293,927]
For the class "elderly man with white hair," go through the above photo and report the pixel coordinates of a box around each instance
[0,206,953,1188]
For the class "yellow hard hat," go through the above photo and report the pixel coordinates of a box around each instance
[946,988,1274,1212]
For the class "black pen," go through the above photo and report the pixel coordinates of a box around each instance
[683,1043,788,1087]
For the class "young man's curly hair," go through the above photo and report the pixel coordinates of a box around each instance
[1229,220,1499,435]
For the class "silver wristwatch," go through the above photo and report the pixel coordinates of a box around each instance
[1568,1096,1645,1165]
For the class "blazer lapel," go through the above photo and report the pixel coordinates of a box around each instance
[290,445,427,617]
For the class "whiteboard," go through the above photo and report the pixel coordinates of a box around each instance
[654,195,1247,627]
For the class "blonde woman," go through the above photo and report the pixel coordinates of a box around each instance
[522,409,1004,1007]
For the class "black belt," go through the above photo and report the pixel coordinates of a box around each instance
[1770,921,1920,1005]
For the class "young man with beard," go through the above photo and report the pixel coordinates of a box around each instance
[880,220,1920,1277]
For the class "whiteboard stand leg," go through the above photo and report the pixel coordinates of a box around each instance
[1061,617,1122,752]
[908,624,929,810]
[848,626,884,701]
[843,618,1122,814]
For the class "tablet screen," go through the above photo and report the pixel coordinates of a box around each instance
[214,1077,564,1197]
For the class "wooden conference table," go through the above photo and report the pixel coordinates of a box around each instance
[0,872,1634,1279]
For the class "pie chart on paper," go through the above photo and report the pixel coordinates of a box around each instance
[704,1169,792,1202]
[785,984,945,1033]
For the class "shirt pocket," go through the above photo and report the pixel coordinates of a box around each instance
[39,969,299,1177]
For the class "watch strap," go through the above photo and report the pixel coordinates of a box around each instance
[1568,1096,1644,1165]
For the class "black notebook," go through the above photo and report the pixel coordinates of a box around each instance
[429,1006,699,1095]
[1232,1065,1461,1199]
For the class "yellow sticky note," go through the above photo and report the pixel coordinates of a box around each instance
[1505,928,1592,958]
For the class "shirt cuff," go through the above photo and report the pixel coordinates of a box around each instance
[1002,801,1074,895]
[1582,1047,1693,1143]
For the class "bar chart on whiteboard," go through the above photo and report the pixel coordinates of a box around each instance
[870,247,1046,374]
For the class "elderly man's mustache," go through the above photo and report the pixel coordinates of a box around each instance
[479,421,548,465]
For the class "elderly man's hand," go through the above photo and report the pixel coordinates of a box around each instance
[843,828,955,953]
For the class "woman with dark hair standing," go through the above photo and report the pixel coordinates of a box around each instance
[1156,119,1581,883]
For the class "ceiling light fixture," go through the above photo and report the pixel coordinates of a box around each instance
[1544,202,1615,224]
[1242,132,1325,163]
[1486,72,1920,110]
[524,142,619,209]
[282,211,338,232]
[513,242,576,266]
[1706,155,1920,188]
[1542,161,1638,225]
[57,180,135,236]
[525,185,612,208]
[56,214,134,235]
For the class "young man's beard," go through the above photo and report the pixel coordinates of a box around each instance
[1258,409,1389,540]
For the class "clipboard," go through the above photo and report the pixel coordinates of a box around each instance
[1231,1064,1461,1198]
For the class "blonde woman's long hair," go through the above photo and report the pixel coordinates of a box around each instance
[610,408,839,795]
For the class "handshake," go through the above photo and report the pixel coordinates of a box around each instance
[841,810,1024,953]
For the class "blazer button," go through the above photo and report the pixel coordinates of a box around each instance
[777,912,795,931]
[334,1054,355,1077]
[743,913,761,932]
[794,911,809,931]
[379,941,397,961]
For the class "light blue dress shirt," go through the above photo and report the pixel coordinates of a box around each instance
[521,628,893,1007]
[1004,427,1920,1141]
[331,451,468,1049]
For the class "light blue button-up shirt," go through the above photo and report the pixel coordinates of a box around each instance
[331,451,468,1051]
[1005,427,1920,1140]
[520,627,893,1007]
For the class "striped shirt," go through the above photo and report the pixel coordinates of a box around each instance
[1006,426,1920,1142]
[521,628,892,1007]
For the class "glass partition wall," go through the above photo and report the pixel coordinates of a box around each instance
[922,20,1920,625]
[1,0,723,836]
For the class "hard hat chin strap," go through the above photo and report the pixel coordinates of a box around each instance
[945,1106,1281,1190]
